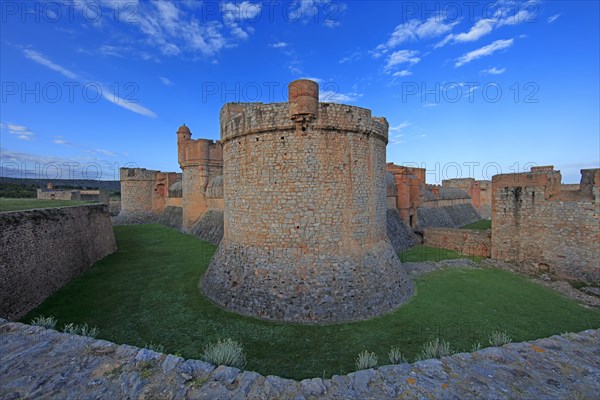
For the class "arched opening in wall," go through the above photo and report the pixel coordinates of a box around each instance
[409,215,414,228]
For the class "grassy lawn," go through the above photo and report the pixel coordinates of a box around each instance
[24,225,600,380]
[461,219,492,230]
[0,198,92,212]
[399,245,485,263]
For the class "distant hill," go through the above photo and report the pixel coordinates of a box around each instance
[0,177,120,194]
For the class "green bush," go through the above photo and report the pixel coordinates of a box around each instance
[416,338,455,360]
[203,338,246,369]
[355,350,378,370]
[30,315,57,329]
[488,330,512,346]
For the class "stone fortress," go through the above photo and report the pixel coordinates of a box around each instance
[37,182,109,204]
[117,79,599,320]
[202,80,412,322]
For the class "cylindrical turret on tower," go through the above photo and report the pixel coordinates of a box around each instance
[177,124,191,167]
[288,79,319,121]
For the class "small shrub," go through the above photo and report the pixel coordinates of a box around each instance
[355,350,378,370]
[561,331,577,340]
[62,322,99,338]
[78,323,99,338]
[145,342,165,353]
[471,342,482,352]
[30,315,57,329]
[388,347,405,365]
[203,338,246,369]
[488,330,512,346]
[416,338,455,361]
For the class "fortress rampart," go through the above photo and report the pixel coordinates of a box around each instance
[119,168,181,217]
[443,178,492,218]
[492,166,600,283]
[202,80,412,323]
[177,124,223,229]
[0,205,117,320]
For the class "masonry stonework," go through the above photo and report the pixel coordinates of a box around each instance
[423,227,491,257]
[201,80,413,323]
[177,124,223,229]
[443,178,492,218]
[0,205,117,320]
[492,166,600,284]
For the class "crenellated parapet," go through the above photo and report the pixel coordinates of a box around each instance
[177,124,223,169]
[220,81,388,145]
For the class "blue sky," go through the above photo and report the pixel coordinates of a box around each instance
[1,0,598,183]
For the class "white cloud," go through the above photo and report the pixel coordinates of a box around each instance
[2,123,35,141]
[436,1,537,47]
[455,39,514,67]
[21,48,158,118]
[435,19,494,47]
[392,70,412,77]
[389,121,411,131]
[101,91,157,118]
[481,67,506,75]
[547,14,560,23]
[0,148,126,179]
[270,41,289,48]
[319,90,362,103]
[385,50,420,71]
[323,19,340,28]
[388,121,411,144]
[221,1,262,40]
[299,77,323,83]
[22,49,81,80]
[339,51,360,64]
[94,149,117,157]
[96,44,127,58]
[373,16,457,57]
[53,136,72,145]
[159,77,174,86]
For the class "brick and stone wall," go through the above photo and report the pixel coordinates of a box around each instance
[36,188,80,200]
[119,168,161,216]
[423,227,491,257]
[442,178,492,218]
[386,163,425,228]
[492,167,600,284]
[202,79,413,323]
[0,205,117,320]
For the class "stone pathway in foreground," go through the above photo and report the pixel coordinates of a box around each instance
[1,319,598,399]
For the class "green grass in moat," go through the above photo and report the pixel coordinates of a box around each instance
[398,244,485,263]
[461,219,492,230]
[0,198,92,212]
[24,224,600,380]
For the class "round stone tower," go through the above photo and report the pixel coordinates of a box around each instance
[201,79,413,323]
